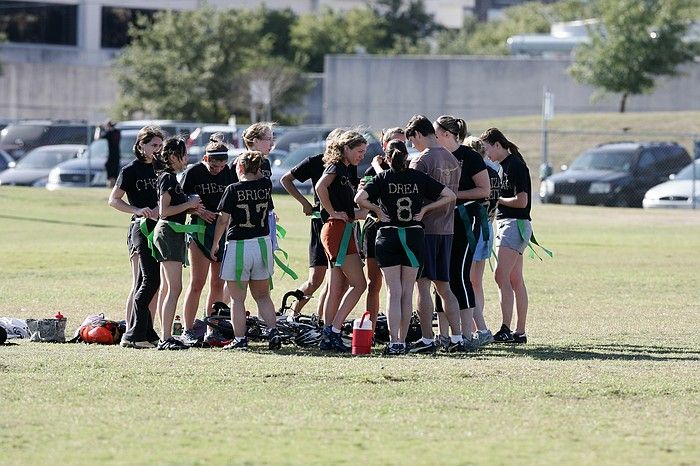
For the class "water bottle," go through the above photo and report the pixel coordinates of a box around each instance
[172,315,183,336]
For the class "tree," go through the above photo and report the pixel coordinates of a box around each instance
[569,0,695,112]
[437,0,593,56]
[368,0,440,53]
[112,7,307,122]
[290,7,386,72]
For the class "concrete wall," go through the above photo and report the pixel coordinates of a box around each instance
[0,61,117,122]
[323,55,700,129]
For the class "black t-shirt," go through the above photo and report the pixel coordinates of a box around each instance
[116,159,159,223]
[181,162,233,215]
[322,162,356,222]
[453,145,487,202]
[217,178,273,240]
[497,154,531,220]
[362,162,390,219]
[229,156,274,210]
[363,168,444,227]
[158,171,188,224]
[485,163,501,219]
[291,154,359,212]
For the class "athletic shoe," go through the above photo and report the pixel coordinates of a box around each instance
[476,329,494,346]
[512,332,527,344]
[268,328,282,350]
[120,339,157,349]
[329,330,349,353]
[445,339,465,353]
[493,324,514,343]
[460,335,480,352]
[436,335,451,351]
[204,329,231,348]
[383,343,405,356]
[180,329,200,347]
[157,337,188,351]
[319,326,333,351]
[408,339,436,354]
[223,337,248,350]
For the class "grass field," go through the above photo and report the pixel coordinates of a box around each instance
[1,186,699,465]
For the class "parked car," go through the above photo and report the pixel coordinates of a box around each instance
[0,149,15,172]
[0,120,94,160]
[270,143,326,194]
[45,129,140,189]
[0,144,86,187]
[115,120,199,138]
[643,159,700,209]
[540,142,691,207]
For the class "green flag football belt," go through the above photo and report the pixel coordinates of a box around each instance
[378,224,421,268]
[272,223,298,280]
[516,219,553,261]
[334,221,355,267]
[138,218,157,259]
[456,202,490,254]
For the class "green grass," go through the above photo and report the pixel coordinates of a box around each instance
[1,186,699,465]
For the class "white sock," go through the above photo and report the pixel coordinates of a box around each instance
[421,337,434,345]
[235,336,245,342]
[451,335,463,343]
[331,326,342,334]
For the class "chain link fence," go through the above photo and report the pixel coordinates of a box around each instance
[470,128,700,209]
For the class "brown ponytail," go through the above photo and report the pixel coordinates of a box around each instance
[479,127,526,165]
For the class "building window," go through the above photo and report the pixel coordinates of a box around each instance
[101,7,158,49]
[0,1,78,45]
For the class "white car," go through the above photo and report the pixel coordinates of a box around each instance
[643,159,700,209]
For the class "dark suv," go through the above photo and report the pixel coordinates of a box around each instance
[0,121,94,160]
[540,142,691,207]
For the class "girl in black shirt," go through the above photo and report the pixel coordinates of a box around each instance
[180,134,234,344]
[480,128,532,344]
[153,137,203,350]
[108,125,165,348]
[356,140,455,355]
[358,127,405,337]
[315,130,368,352]
[434,115,491,351]
[211,151,281,351]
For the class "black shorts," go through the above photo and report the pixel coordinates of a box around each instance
[362,217,379,259]
[189,217,225,262]
[419,234,452,282]
[375,226,424,268]
[309,217,329,268]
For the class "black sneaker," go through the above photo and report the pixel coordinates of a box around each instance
[319,326,333,351]
[493,324,514,343]
[408,339,436,354]
[512,332,527,344]
[223,337,248,350]
[180,329,200,347]
[157,337,188,351]
[268,328,282,350]
[383,343,405,356]
[329,330,349,353]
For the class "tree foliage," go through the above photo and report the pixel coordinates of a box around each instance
[368,0,440,53]
[112,7,307,123]
[290,7,387,72]
[437,0,594,55]
[568,0,695,112]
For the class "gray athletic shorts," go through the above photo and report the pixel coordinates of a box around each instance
[220,236,274,282]
[495,218,531,255]
[153,220,188,263]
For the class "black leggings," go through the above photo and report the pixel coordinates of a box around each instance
[123,222,160,342]
[435,204,483,311]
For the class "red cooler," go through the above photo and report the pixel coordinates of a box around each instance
[351,312,373,355]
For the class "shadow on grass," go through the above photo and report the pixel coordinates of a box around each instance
[0,214,121,230]
[486,343,700,362]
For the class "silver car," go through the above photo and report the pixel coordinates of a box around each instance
[643,159,700,209]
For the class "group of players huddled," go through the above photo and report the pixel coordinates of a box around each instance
[108,114,533,354]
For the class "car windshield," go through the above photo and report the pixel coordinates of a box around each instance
[85,133,137,158]
[278,145,324,168]
[673,160,700,180]
[274,129,328,153]
[16,148,78,169]
[0,125,46,145]
[569,150,635,172]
